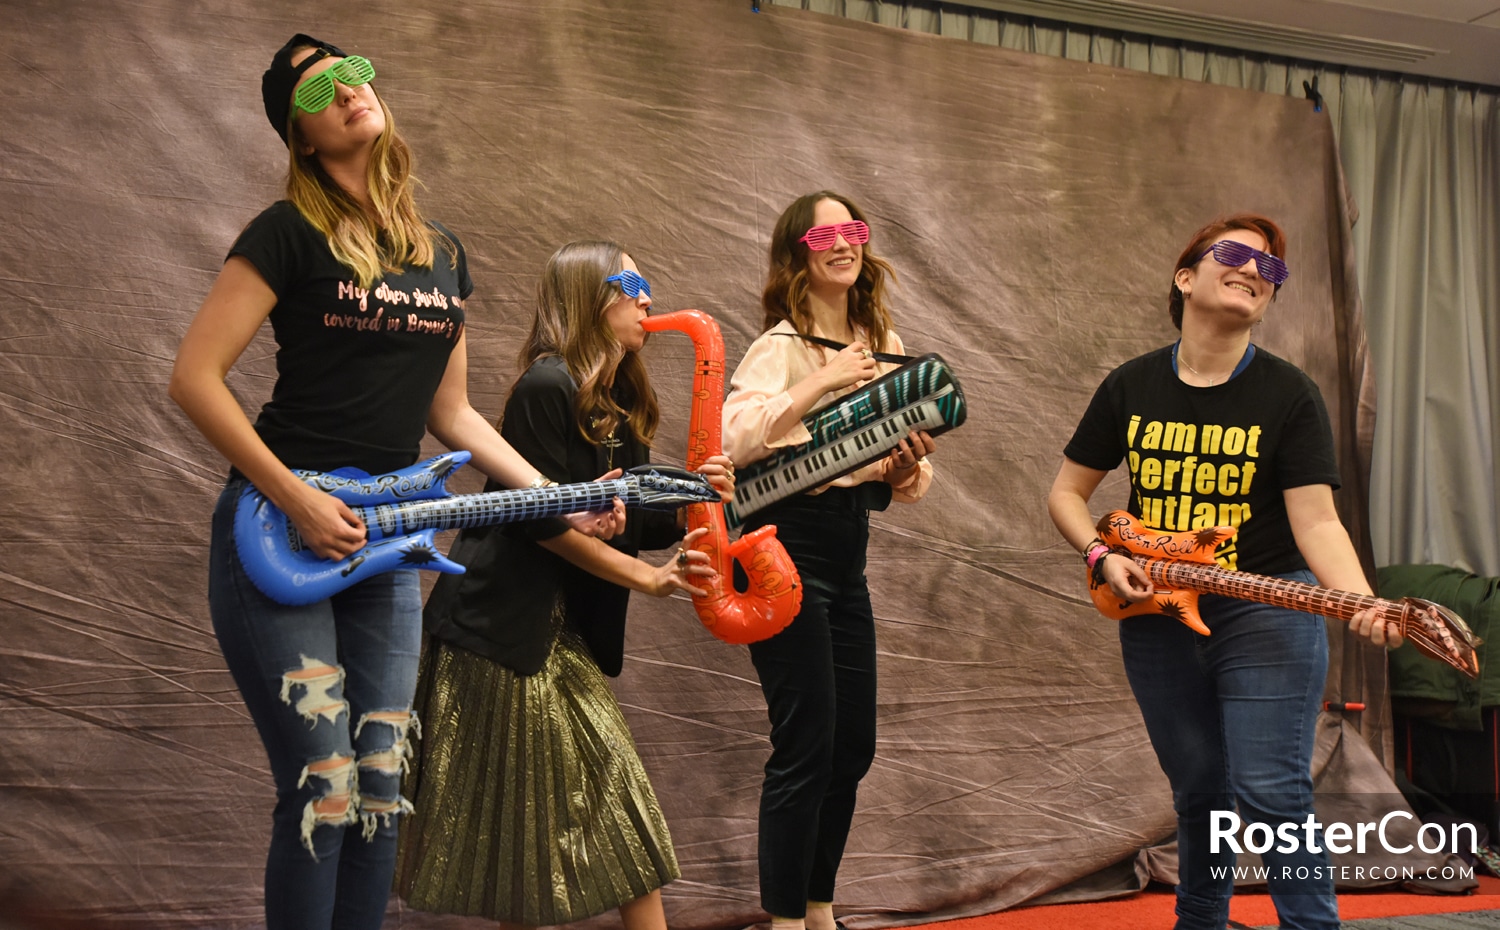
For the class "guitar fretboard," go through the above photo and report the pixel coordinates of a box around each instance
[1150,560,1389,622]
[1143,557,1470,671]
[357,481,635,540]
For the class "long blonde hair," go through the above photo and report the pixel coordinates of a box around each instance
[517,241,660,446]
[284,75,448,286]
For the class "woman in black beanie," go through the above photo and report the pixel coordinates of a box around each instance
[168,36,617,930]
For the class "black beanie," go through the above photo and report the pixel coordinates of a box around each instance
[262,33,349,145]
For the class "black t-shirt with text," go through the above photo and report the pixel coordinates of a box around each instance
[228,201,471,475]
[1064,345,1340,575]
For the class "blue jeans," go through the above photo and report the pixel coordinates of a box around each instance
[745,487,878,918]
[1119,571,1339,930]
[209,481,422,930]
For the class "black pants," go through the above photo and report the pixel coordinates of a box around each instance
[745,487,878,918]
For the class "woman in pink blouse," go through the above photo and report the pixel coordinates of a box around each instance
[723,191,937,930]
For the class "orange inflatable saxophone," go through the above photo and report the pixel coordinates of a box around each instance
[1088,510,1480,678]
[641,309,803,644]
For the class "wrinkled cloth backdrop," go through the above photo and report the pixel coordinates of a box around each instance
[0,1,1457,928]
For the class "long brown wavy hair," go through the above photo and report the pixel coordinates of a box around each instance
[1168,213,1287,330]
[517,241,660,446]
[761,191,898,352]
[283,45,453,287]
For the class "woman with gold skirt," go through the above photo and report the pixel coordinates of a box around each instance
[395,241,735,929]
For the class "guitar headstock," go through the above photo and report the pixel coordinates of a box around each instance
[625,465,721,510]
[1399,597,1482,680]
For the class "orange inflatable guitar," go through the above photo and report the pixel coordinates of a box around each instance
[1088,511,1480,679]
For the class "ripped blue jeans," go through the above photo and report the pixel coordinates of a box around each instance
[209,480,421,930]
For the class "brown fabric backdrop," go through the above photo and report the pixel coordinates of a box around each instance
[0,1,1455,928]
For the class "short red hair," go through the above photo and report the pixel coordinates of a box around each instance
[1168,213,1287,330]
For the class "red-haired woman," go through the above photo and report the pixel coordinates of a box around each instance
[1047,214,1400,930]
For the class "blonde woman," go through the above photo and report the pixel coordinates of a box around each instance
[168,36,608,930]
[397,241,733,930]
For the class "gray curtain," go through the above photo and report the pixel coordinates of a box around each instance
[772,0,1500,576]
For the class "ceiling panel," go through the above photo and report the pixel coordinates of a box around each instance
[963,0,1500,85]
[1327,0,1500,24]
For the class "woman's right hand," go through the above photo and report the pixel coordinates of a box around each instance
[564,468,627,540]
[819,341,880,393]
[283,483,368,561]
[1100,552,1154,602]
[643,526,718,598]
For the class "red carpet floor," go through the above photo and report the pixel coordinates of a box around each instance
[911,877,1500,930]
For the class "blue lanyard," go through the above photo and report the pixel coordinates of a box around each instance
[1172,341,1255,383]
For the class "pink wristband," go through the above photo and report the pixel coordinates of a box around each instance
[1084,544,1111,569]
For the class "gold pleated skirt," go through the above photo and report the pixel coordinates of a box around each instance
[395,627,679,924]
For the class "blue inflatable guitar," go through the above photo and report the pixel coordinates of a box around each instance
[234,451,719,606]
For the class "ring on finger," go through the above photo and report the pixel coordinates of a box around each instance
[676,550,689,567]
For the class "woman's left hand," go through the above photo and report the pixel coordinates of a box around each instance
[698,454,736,503]
[646,526,718,598]
[885,430,935,485]
[1348,606,1405,649]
